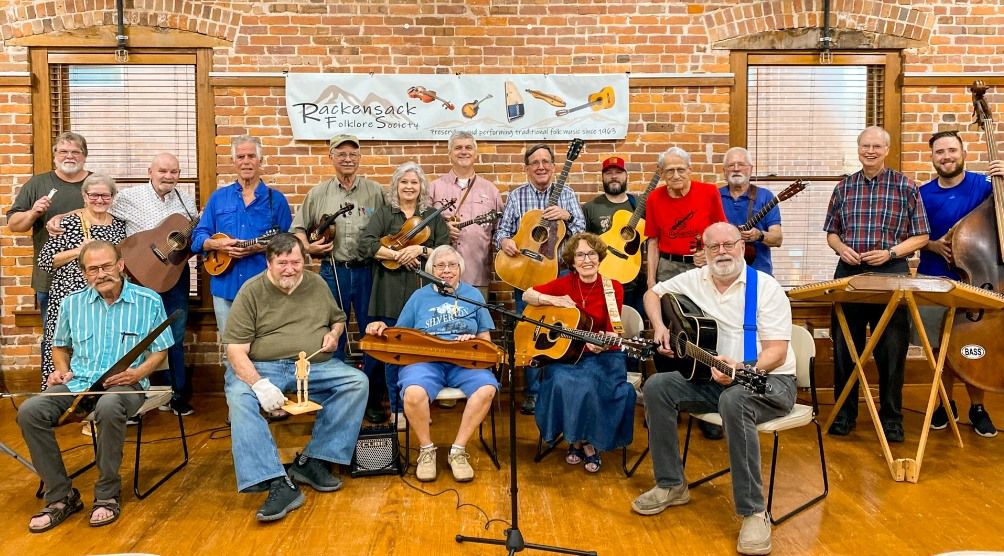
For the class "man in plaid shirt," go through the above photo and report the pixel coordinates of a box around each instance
[823,126,930,444]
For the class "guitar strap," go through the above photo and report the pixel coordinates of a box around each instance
[746,184,757,222]
[743,265,758,363]
[174,188,196,221]
[80,214,92,242]
[601,277,624,336]
[453,175,477,213]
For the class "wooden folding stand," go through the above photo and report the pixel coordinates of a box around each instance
[789,274,1004,483]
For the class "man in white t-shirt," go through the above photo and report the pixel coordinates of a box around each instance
[631,222,796,556]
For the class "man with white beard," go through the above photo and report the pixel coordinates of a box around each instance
[631,222,797,556]
[7,132,91,324]
[718,147,783,275]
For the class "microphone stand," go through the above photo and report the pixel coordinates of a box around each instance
[414,274,596,556]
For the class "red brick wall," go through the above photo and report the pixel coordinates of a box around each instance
[2,0,1002,390]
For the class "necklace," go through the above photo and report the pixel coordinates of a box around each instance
[575,276,599,306]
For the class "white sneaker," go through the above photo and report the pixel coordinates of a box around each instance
[81,422,95,437]
[447,449,474,482]
[737,511,772,555]
[416,446,437,482]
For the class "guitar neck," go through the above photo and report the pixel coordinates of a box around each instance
[546,158,575,207]
[683,340,737,376]
[739,196,780,231]
[627,171,663,228]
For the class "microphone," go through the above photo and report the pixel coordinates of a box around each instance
[414,268,454,293]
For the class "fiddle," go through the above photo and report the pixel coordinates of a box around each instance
[407,86,455,110]
[380,199,456,270]
[307,202,355,243]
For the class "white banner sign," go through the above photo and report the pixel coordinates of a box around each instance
[285,73,629,142]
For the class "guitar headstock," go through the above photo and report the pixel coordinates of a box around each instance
[777,180,807,201]
[566,138,585,162]
[734,364,768,395]
[622,336,658,361]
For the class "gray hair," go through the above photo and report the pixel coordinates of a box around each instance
[82,173,118,196]
[723,146,753,166]
[658,146,691,168]
[858,126,891,147]
[425,244,466,276]
[448,131,477,152]
[231,135,263,160]
[386,161,432,212]
[265,233,305,261]
[78,240,120,268]
[53,132,89,156]
[702,222,742,244]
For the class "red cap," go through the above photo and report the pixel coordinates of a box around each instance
[602,156,626,172]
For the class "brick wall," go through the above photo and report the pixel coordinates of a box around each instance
[2,0,1003,391]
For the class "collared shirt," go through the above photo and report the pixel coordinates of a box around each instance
[493,181,586,249]
[917,171,992,280]
[652,264,796,375]
[110,183,198,236]
[823,167,930,254]
[719,185,782,275]
[192,180,292,301]
[53,280,174,393]
[429,171,503,286]
[290,174,385,262]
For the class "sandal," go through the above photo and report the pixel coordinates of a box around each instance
[565,444,585,465]
[28,487,83,533]
[583,446,602,473]
[89,497,121,528]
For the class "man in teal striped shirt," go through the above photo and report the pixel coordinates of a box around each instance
[18,240,174,533]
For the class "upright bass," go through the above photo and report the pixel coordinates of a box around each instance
[945,81,1004,392]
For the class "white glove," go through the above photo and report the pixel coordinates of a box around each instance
[251,378,287,412]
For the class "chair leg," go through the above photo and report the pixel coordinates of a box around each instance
[622,445,648,478]
[399,413,410,476]
[133,411,190,500]
[534,432,562,463]
[682,416,730,489]
[478,399,500,469]
[767,420,829,525]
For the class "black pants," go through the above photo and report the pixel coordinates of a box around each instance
[830,259,910,425]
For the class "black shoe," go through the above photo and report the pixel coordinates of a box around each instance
[970,404,998,438]
[255,476,305,522]
[883,422,905,443]
[289,453,343,492]
[520,395,537,416]
[828,416,855,436]
[365,407,389,424]
[241,480,270,493]
[171,400,195,417]
[930,400,958,430]
[698,421,724,440]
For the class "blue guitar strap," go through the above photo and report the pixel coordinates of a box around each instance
[743,265,758,363]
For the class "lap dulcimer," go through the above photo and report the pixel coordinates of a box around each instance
[359,327,504,369]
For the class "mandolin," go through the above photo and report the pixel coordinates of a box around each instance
[461,94,493,118]
[453,210,501,230]
[597,164,663,284]
[380,199,456,270]
[119,213,200,292]
[203,229,278,276]
[307,202,355,243]
[494,138,584,291]
[555,86,615,117]
[514,305,657,367]
[652,292,768,395]
[737,180,805,263]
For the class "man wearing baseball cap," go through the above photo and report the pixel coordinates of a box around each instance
[291,134,388,424]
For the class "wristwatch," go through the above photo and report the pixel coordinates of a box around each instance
[887,248,897,259]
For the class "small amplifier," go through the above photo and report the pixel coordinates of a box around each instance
[350,425,403,478]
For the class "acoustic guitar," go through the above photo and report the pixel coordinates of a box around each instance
[203,229,278,276]
[307,202,355,243]
[514,305,657,367]
[652,292,768,394]
[737,180,806,263]
[555,86,615,117]
[494,138,584,291]
[119,213,200,292]
[596,165,663,284]
[379,199,456,270]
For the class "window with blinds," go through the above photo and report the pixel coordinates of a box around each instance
[49,62,200,294]
[746,64,885,287]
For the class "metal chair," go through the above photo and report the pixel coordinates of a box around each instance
[680,324,829,524]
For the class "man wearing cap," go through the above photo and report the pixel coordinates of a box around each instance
[429,131,503,302]
[582,156,646,316]
[291,134,387,423]
[718,147,783,275]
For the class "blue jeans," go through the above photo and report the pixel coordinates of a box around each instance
[319,261,373,361]
[224,357,368,492]
[362,316,397,412]
[212,296,233,339]
[36,291,49,330]
[159,265,191,403]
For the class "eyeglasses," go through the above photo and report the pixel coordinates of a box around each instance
[55,149,84,157]
[86,192,113,201]
[83,262,117,276]
[527,160,554,168]
[662,167,689,176]
[333,152,360,160]
[725,162,751,169]
[573,251,599,261]
[704,240,742,253]
[432,262,461,270]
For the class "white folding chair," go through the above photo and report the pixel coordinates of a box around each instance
[680,324,828,524]
[401,380,500,472]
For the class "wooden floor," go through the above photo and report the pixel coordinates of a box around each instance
[2,385,1004,556]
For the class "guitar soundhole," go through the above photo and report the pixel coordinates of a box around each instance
[530,225,549,243]
[619,226,636,242]
[167,231,187,250]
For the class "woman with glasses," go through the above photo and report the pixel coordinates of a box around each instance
[522,232,636,473]
[359,161,449,428]
[365,245,498,482]
[37,173,126,388]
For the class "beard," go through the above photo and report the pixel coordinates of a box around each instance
[277,275,299,290]
[934,160,965,179]
[726,173,748,188]
[709,255,740,280]
[56,160,82,174]
[602,178,625,196]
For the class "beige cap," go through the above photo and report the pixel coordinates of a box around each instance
[329,134,360,148]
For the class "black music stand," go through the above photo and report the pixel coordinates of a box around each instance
[417,279,596,556]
